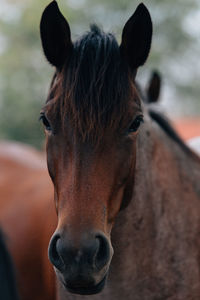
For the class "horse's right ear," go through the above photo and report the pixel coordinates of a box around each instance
[40,1,73,68]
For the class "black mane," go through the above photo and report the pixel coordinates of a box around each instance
[149,109,197,157]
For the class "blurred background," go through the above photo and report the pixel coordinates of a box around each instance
[0,0,200,148]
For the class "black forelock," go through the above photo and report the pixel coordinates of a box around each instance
[48,25,136,143]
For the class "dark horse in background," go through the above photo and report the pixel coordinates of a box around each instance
[39,1,200,299]
[0,230,19,300]
[0,1,200,300]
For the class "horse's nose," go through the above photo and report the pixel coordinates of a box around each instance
[48,231,111,274]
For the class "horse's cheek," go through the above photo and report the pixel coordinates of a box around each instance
[107,187,125,224]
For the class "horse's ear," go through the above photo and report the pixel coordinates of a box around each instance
[146,71,161,103]
[120,3,152,71]
[40,1,73,68]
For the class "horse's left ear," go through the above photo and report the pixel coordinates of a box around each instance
[40,1,73,68]
[120,3,152,71]
[146,71,161,103]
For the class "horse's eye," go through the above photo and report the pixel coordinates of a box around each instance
[39,113,52,131]
[128,115,144,133]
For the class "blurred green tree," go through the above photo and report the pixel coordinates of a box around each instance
[0,0,199,148]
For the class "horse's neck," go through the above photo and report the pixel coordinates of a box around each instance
[114,116,200,249]
[110,118,200,299]
[132,115,200,225]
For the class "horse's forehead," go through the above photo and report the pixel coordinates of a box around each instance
[45,81,142,145]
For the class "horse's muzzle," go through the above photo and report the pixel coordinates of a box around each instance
[61,273,108,295]
[48,231,113,295]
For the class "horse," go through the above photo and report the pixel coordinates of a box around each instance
[0,229,20,300]
[39,1,200,299]
[0,141,56,300]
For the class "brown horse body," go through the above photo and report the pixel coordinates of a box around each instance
[0,142,56,300]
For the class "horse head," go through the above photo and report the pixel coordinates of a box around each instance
[40,1,152,295]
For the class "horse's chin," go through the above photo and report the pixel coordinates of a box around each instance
[62,274,107,295]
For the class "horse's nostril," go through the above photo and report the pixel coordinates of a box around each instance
[95,234,110,270]
[48,234,63,271]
